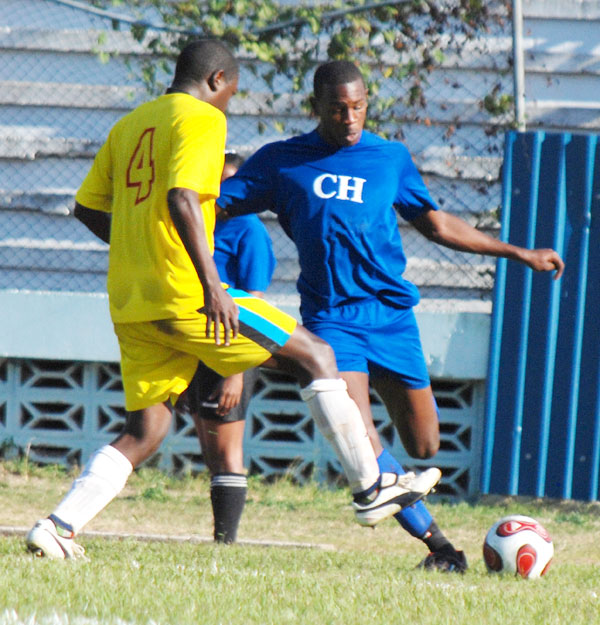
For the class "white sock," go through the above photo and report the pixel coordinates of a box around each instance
[300,378,379,494]
[51,445,133,535]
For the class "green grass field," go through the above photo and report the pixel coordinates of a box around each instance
[1,460,599,625]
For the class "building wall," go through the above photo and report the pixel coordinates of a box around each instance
[1,0,599,495]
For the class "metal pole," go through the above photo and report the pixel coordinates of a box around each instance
[536,134,567,497]
[507,133,541,495]
[481,131,515,494]
[561,136,594,499]
[512,0,526,131]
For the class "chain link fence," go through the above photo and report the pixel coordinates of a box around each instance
[0,0,515,310]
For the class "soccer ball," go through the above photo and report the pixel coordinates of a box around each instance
[483,515,554,578]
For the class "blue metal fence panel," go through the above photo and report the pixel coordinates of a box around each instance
[483,130,599,501]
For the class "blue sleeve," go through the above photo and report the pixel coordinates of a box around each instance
[217,144,277,216]
[393,144,439,221]
[233,219,276,292]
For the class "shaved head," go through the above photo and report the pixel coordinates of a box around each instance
[173,39,239,87]
[313,61,365,99]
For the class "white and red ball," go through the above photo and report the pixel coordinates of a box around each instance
[483,515,553,579]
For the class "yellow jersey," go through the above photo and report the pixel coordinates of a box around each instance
[76,93,226,323]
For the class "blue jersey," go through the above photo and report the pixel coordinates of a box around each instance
[213,214,276,292]
[217,130,438,320]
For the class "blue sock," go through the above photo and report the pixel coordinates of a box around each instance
[377,448,433,538]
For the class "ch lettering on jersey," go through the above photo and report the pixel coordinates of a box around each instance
[313,173,366,204]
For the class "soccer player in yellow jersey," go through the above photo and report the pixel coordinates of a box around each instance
[26,39,440,560]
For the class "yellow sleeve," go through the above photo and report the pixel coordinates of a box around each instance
[75,133,114,213]
[167,108,226,197]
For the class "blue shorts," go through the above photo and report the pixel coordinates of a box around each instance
[303,301,430,389]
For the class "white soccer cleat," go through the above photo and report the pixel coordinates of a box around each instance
[26,518,87,560]
[353,468,442,527]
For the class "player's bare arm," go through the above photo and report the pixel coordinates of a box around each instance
[210,290,263,414]
[167,186,239,345]
[73,202,111,244]
[411,209,565,280]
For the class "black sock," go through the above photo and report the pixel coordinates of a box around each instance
[422,521,454,553]
[210,473,247,544]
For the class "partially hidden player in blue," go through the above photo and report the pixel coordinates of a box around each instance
[217,60,565,571]
[185,152,276,543]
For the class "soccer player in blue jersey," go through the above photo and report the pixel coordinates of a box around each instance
[185,152,277,543]
[216,60,565,571]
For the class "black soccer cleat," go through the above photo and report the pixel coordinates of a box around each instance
[418,547,468,574]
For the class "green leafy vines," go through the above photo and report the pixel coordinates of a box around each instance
[93,0,513,138]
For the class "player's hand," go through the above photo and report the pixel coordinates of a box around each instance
[522,248,565,280]
[203,285,239,346]
[209,373,244,416]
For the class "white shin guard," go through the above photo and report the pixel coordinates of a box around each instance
[51,444,133,534]
[300,378,379,494]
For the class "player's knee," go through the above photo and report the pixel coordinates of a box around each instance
[119,409,171,460]
[308,337,338,378]
[280,326,338,381]
[406,435,440,460]
[127,430,165,459]
[314,336,336,365]
[402,430,440,460]
[206,445,244,474]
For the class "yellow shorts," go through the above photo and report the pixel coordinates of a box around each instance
[114,289,297,411]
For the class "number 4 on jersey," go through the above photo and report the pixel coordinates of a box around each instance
[127,128,156,204]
